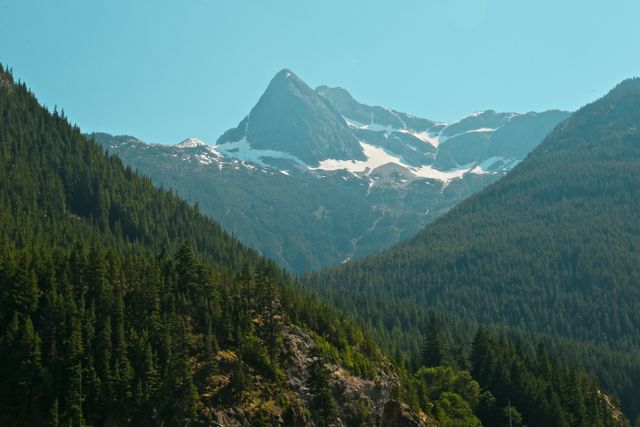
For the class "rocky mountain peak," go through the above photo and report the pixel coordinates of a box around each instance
[217,69,366,166]
[177,137,207,148]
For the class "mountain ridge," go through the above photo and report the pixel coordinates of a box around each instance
[93,69,569,272]
[217,68,366,166]
[215,69,570,179]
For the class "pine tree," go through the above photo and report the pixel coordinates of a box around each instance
[64,310,85,426]
[47,399,59,427]
[307,348,337,426]
[175,242,198,295]
[421,313,449,368]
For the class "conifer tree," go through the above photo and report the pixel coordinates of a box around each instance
[307,348,337,426]
[422,312,449,368]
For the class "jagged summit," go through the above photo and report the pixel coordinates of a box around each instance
[255,68,317,109]
[214,69,569,178]
[316,85,442,134]
[316,85,372,123]
[217,68,365,166]
[97,68,570,273]
[260,68,309,100]
[271,67,300,81]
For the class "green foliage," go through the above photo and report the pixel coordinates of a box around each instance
[406,365,482,427]
[399,328,627,427]
[0,65,383,426]
[422,312,450,368]
[415,366,481,411]
[432,392,482,427]
[342,398,373,427]
[469,328,625,427]
[305,78,640,420]
[240,334,280,381]
[307,348,337,426]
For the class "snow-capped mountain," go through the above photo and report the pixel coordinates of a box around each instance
[217,69,365,166]
[92,69,570,272]
[213,70,568,186]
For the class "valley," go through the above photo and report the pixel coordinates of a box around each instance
[2,3,639,425]
[93,69,568,273]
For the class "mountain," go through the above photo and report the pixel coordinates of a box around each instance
[0,66,410,426]
[305,78,640,419]
[218,69,365,166]
[93,69,569,272]
[0,65,627,427]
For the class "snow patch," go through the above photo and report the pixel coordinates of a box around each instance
[469,157,520,175]
[343,116,396,133]
[314,142,401,174]
[177,138,207,148]
[463,111,486,119]
[215,138,307,167]
[314,142,476,182]
[344,116,442,148]
[195,154,215,165]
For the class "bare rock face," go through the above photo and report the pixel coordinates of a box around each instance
[211,324,410,426]
[382,401,437,427]
[283,325,400,426]
[218,69,366,166]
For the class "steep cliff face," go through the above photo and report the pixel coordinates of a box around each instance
[284,326,397,426]
[212,325,428,426]
[218,69,365,166]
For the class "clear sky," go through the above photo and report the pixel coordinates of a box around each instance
[1,0,639,144]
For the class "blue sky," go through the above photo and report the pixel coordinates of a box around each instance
[1,0,639,144]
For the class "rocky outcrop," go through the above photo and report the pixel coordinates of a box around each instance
[382,401,437,427]
[211,325,415,426]
[283,325,399,426]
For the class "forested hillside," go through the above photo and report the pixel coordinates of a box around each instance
[305,78,640,419]
[0,65,628,426]
[0,66,395,426]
